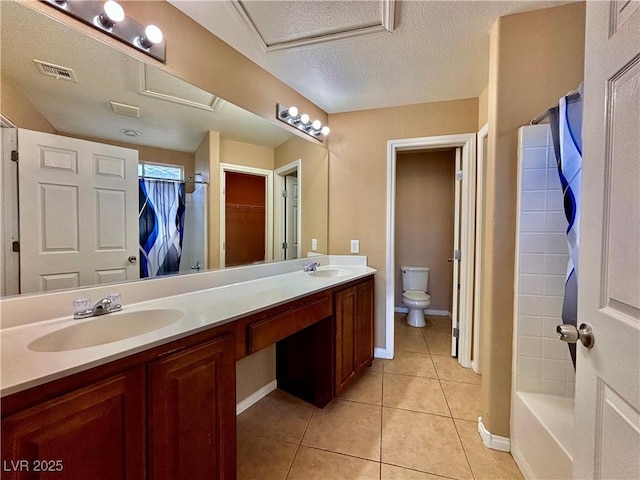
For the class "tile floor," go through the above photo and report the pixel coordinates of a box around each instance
[237,313,524,480]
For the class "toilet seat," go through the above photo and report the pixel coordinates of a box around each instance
[402,290,431,307]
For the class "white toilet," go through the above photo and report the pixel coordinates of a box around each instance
[401,266,431,327]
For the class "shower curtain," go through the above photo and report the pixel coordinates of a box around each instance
[139,179,186,278]
[549,88,583,368]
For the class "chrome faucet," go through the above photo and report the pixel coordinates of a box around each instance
[73,294,122,319]
[303,261,321,273]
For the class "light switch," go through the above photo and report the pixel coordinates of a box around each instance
[350,240,359,254]
[311,238,318,251]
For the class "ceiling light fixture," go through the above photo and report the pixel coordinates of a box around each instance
[42,0,166,62]
[276,103,329,142]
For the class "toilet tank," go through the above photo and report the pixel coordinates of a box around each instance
[401,266,430,292]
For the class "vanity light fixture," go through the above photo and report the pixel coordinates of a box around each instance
[276,103,329,142]
[42,0,166,62]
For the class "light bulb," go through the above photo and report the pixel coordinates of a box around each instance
[99,0,125,28]
[312,120,322,130]
[300,114,310,124]
[287,106,298,118]
[321,126,330,136]
[139,25,163,49]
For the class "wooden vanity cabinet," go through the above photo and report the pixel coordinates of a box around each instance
[334,277,375,395]
[1,368,146,480]
[147,334,235,480]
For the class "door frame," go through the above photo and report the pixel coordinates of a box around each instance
[219,163,273,268]
[385,133,476,367]
[1,115,19,296]
[274,160,302,261]
[472,123,489,374]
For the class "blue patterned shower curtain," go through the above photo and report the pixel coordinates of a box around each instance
[549,89,583,369]
[139,179,186,278]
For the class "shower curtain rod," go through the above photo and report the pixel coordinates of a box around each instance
[138,176,209,185]
[529,85,583,125]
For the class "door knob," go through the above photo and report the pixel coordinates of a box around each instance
[128,255,137,264]
[556,323,594,349]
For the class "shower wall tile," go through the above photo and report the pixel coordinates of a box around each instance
[542,296,563,316]
[521,191,547,211]
[520,254,545,274]
[519,294,543,315]
[518,315,542,336]
[521,212,547,232]
[515,125,574,398]
[519,275,544,295]
[543,275,566,296]
[544,254,569,275]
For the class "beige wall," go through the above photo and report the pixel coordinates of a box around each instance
[395,150,455,311]
[220,139,274,171]
[328,98,478,346]
[1,75,55,133]
[482,2,585,437]
[478,85,489,129]
[236,347,275,403]
[275,136,329,256]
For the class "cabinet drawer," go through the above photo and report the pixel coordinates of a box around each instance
[248,293,332,353]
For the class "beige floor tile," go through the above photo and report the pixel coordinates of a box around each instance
[431,355,482,385]
[371,358,386,372]
[381,463,457,479]
[441,380,482,421]
[423,329,453,356]
[455,419,524,480]
[302,399,382,461]
[395,331,430,354]
[288,446,381,480]
[341,369,383,405]
[383,373,451,417]
[395,314,426,337]
[383,351,437,379]
[237,436,298,480]
[382,408,473,480]
[237,389,315,444]
[424,315,451,332]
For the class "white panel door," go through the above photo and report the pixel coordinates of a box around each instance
[285,174,298,260]
[451,148,462,357]
[18,129,139,293]
[574,2,640,479]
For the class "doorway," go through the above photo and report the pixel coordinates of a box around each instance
[274,160,302,261]
[385,134,477,368]
[219,163,273,268]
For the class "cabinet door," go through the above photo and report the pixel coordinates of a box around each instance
[147,334,236,480]
[356,278,374,370]
[1,368,146,480]
[335,286,357,395]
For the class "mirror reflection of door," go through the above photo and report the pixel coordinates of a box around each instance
[284,173,298,260]
[224,171,266,267]
[17,129,139,294]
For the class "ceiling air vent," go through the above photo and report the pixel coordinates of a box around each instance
[33,59,78,83]
[110,101,141,118]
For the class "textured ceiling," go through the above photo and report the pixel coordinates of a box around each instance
[170,0,575,113]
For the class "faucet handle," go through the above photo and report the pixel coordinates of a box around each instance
[107,293,121,307]
[73,298,91,313]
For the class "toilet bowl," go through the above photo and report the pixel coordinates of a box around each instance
[401,266,431,327]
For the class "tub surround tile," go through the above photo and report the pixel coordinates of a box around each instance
[236,436,297,480]
[541,359,569,382]
[517,294,543,315]
[516,376,542,392]
[544,254,569,275]
[519,254,545,274]
[441,380,482,422]
[237,389,314,445]
[287,447,380,480]
[542,337,571,360]
[518,274,544,295]
[382,408,473,480]
[518,233,546,253]
[520,190,547,211]
[516,356,541,379]
[432,355,481,385]
[302,399,382,461]
[520,169,547,191]
[340,369,383,406]
[383,373,451,417]
[520,212,547,232]
[516,335,542,358]
[544,233,569,254]
[543,275,566,295]
[383,350,437,379]
[545,211,568,232]
[454,419,524,480]
[517,315,542,336]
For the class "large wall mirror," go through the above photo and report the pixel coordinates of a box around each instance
[0,0,328,297]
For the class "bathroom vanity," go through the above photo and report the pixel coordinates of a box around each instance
[1,270,374,480]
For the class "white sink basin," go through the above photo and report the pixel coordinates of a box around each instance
[307,268,353,278]
[29,309,185,352]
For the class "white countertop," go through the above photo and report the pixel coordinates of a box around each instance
[1,265,375,397]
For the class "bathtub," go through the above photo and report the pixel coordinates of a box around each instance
[511,391,574,479]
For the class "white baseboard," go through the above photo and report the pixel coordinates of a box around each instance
[394,307,450,316]
[478,417,511,452]
[374,347,393,359]
[471,359,481,374]
[236,380,277,415]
